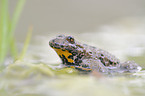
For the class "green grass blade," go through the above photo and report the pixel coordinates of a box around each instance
[0,0,9,64]
[9,0,26,36]
[0,0,2,43]
[18,26,33,61]
[10,39,18,59]
[8,0,26,59]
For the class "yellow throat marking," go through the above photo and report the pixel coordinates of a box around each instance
[54,48,74,63]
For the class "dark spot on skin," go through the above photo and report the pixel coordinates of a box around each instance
[66,46,74,51]
[83,50,86,53]
[59,55,65,64]
[74,58,82,65]
[74,53,84,65]
[81,52,85,56]
[74,58,79,64]
[79,53,83,58]
[86,53,90,56]
[99,57,103,61]
[109,60,113,65]
[71,46,76,49]
[99,57,106,66]
[61,54,74,65]
[98,56,119,66]
[52,40,55,43]
[62,49,65,51]
[61,45,64,48]
[59,55,61,58]
[72,52,77,55]
[68,50,72,53]
[68,55,74,60]
[65,47,70,51]
[54,46,60,49]
[55,43,59,46]
[49,43,53,48]
[89,52,92,54]
[76,44,84,48]
[79,60,82,63]
[82,64,89,68]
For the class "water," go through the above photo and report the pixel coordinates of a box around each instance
[0,61,145,96]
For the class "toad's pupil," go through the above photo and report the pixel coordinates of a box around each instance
[68,36,72,40]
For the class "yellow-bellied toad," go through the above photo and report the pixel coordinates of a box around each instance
[49,35,141,73]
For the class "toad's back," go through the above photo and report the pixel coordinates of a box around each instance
[81,44,120,66]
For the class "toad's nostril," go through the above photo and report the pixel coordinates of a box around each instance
[55,43,59,46]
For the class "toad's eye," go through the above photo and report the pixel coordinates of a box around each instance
[66,36,75,44]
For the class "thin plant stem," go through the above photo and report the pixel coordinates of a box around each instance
[0,0,9,64]
[9,0,26,58]
[18,26,33,61]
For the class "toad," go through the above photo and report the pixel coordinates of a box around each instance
[49,35,141,73]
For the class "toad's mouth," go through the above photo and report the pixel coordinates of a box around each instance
[49,41,62,49]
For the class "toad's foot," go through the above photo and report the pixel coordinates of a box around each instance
[119,61,142,73]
